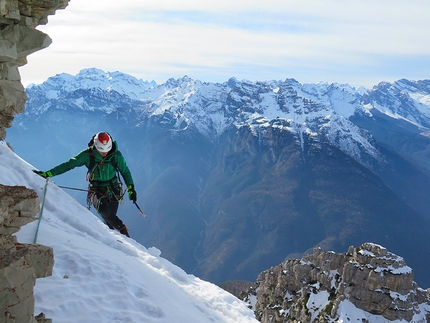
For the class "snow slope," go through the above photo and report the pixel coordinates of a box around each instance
[0,140,258,323]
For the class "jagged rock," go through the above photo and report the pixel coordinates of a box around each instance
[0,0,69,140]
[0,0,68,322]
[0,184,39,234]
[35,313,52,323]
[242,243,430,322]
[0,184,54,323]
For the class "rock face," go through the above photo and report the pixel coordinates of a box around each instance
[243,243,430,323]
[0,0,68,140]
[0,184,54,323]
[0,0,68,322]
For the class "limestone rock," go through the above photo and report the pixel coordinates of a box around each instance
[242,243,430,322]
[0,1,68,322]
[0,0,69,140]
[0,183,39,234]
[1,184,54,322]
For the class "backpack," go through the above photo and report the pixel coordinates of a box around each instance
[87,132,118,173]
[86,133,121,186]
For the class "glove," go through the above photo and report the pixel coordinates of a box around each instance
[33,170,53,178]
[127,185,137,202]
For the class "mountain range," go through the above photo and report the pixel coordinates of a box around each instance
[8,68,430,287]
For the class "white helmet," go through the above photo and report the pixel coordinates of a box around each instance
[94,132,112,153]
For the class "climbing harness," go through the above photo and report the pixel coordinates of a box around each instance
[57,185,123,209]
[86,182,126,209]
[58,183,145,217]
[33,178,49,243]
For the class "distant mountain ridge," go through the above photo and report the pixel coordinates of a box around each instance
[9,68,430,288]
[23,69,430,168]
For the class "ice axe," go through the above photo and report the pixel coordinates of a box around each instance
[133,201,146,217]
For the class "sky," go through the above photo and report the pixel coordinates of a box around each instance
[18,0,430,89]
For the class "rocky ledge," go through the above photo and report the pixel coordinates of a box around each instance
[242,243,430,323]
[0,184,54,322]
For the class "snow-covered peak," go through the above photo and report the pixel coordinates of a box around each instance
[24,70,381,164]
[23,70,430,166]
[28,68,156,101]
[363,79,430,128]
[0,140,258,323]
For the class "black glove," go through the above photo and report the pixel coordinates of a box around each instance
[33,170,53,178]
[127,185,137,202]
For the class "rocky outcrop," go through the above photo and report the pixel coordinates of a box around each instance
[242,243,430,322]
[0,2,68,321]
[0,0,69,140]
[0,184,54,323]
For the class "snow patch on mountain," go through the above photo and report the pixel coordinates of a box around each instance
[227,80,382,163]
[362,79,430,129]
[138,77,231,136]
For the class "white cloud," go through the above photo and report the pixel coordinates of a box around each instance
[19,0,430,88]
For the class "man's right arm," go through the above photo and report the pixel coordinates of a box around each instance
[36,149,90,177]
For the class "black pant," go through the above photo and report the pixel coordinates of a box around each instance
[97,195,124,230]
[90,186,126,231]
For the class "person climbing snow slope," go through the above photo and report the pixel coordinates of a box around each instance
[33,131,137,237]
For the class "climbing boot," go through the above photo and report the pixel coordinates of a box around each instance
[118,224,130,237]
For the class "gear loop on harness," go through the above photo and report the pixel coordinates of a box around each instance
[86,180,125,211]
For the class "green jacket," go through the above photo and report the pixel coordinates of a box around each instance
[47,141,134,189]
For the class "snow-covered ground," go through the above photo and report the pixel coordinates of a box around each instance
[0,140,258,323]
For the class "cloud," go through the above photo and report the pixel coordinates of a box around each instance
[19,0,430,88]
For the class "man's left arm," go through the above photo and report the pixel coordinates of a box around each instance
[116,151,136,201]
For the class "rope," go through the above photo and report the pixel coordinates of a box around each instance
[60,184,141,216]
[33,178,49,243]
[59,185,124,201]
[58,185,97,193]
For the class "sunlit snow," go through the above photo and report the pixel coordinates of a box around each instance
[0,141,258,323]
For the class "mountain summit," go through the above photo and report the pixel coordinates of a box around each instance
[8,69,430,288]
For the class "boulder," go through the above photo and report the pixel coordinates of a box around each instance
[242,243,430,322]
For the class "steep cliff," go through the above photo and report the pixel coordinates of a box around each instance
[242,243,430,322]
[0,0,68,140]
[0,0,68,322]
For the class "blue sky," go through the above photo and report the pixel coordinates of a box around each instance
[19,0,430,88]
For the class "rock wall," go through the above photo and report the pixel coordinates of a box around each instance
[0,0,69,140]
[0,0,69,322]
[242,243,430,323]
[0,184,54,323]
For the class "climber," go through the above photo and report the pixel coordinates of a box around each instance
[33,132,136,238]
